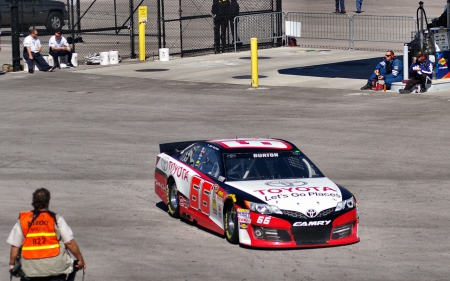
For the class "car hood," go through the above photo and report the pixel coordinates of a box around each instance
[225,178,342,213]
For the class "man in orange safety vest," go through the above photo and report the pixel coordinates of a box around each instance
[7,188,86,281]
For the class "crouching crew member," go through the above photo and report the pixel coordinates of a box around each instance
[7,188,86,281]
[49,30,75,70]
[361,50,403,90]
[399,52,433,94]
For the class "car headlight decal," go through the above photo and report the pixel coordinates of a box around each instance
[335,197,355,212]
[244,201,283,214]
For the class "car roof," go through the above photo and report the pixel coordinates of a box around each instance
[205,138,297,152]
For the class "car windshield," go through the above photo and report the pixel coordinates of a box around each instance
[223,151,323,181]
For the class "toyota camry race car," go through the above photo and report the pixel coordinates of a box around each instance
[154,138,359,248]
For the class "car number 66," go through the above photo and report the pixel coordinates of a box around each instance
[257,216,271,224]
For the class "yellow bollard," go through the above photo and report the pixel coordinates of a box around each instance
[138,6,147,61]
[139,22,146,61]
[251,38,258,88]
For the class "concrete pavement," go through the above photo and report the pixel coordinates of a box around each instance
[2,44,450,95]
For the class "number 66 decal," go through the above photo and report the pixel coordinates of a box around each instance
[257,216,271,224]
[190,175,213,216]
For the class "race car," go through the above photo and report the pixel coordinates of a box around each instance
[154,138,359,248]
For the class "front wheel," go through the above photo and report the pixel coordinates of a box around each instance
[166,182,180,218]
[224,203,239,244]
[46,12,63,32]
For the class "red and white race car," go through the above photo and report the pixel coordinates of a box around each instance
[154,138,359,248]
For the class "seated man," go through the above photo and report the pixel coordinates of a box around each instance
[399,52,433,94]
[49,30,74,69]
[361,50,403,90]
[23,29,53,73]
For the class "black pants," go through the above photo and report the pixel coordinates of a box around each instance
[214,17,228,53]
[49,49,73,67]
[404,73,430,90]
[21,274,66,281]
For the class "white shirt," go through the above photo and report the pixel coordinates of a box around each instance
[6,215,74,247]
[49,35,69,49]
[23,35,41,53]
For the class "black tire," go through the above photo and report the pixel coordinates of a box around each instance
[224,202,239,244]
[46,12,63,32]
[166,181,180,218]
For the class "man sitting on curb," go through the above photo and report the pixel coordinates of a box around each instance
[23,29,53,73]
[49,30,75,69]
[399,52,433,94]
[361,50,403,91]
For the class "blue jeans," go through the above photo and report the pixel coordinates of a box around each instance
[335,0,345,11]
[356,0,363,12]
[23,50,50,71]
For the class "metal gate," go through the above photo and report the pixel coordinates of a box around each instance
[160,0,282,57]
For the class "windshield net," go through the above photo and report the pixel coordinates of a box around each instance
[224,152,323,181]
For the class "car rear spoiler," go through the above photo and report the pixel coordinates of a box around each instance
[159,140,204,154]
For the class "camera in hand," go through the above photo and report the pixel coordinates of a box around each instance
[66,260,80,281]
[9,263,30,281]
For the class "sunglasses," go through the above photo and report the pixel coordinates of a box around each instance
[385,54,392,57]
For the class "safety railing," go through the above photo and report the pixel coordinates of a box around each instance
[232,12,418,51]
[285,12,352,49]
[352,15,417,45]
[233,12,285,52]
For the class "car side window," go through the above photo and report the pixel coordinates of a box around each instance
[199,147,221,179]
[179,144,202,166]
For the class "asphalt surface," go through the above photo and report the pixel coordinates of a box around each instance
[1,1,450,281]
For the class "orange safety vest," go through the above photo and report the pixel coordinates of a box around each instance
[19,211,60,259]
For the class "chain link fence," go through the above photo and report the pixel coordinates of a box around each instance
[1,2,419,65]
[233,12,284,52]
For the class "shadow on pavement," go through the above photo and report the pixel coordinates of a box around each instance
[278,56,399,79]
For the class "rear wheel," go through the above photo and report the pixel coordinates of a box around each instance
[167,181,180,218]
[224,203,239,244]
[46,12,63,32]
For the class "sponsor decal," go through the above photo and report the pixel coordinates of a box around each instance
[237,208,251,223]
[263,191,341,202]
[293,220,331,227]
[217,191,224,198]
[265,180,307,187]
[212,195,218,215]
[255,186,337,195]
[169,161,189,181]
[239,223,248,229]
[237,208,249,214]
[155,180,166,192]
[161,157,169,171]
[218,176,225,182]
[226,154,236,158]
[213,184,219,193]
[253,153,278,158]
[207,144,219,150]
[218,205,222,219]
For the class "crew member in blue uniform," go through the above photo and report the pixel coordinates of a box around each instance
[361,50,403,90]
[399,52,433,94]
